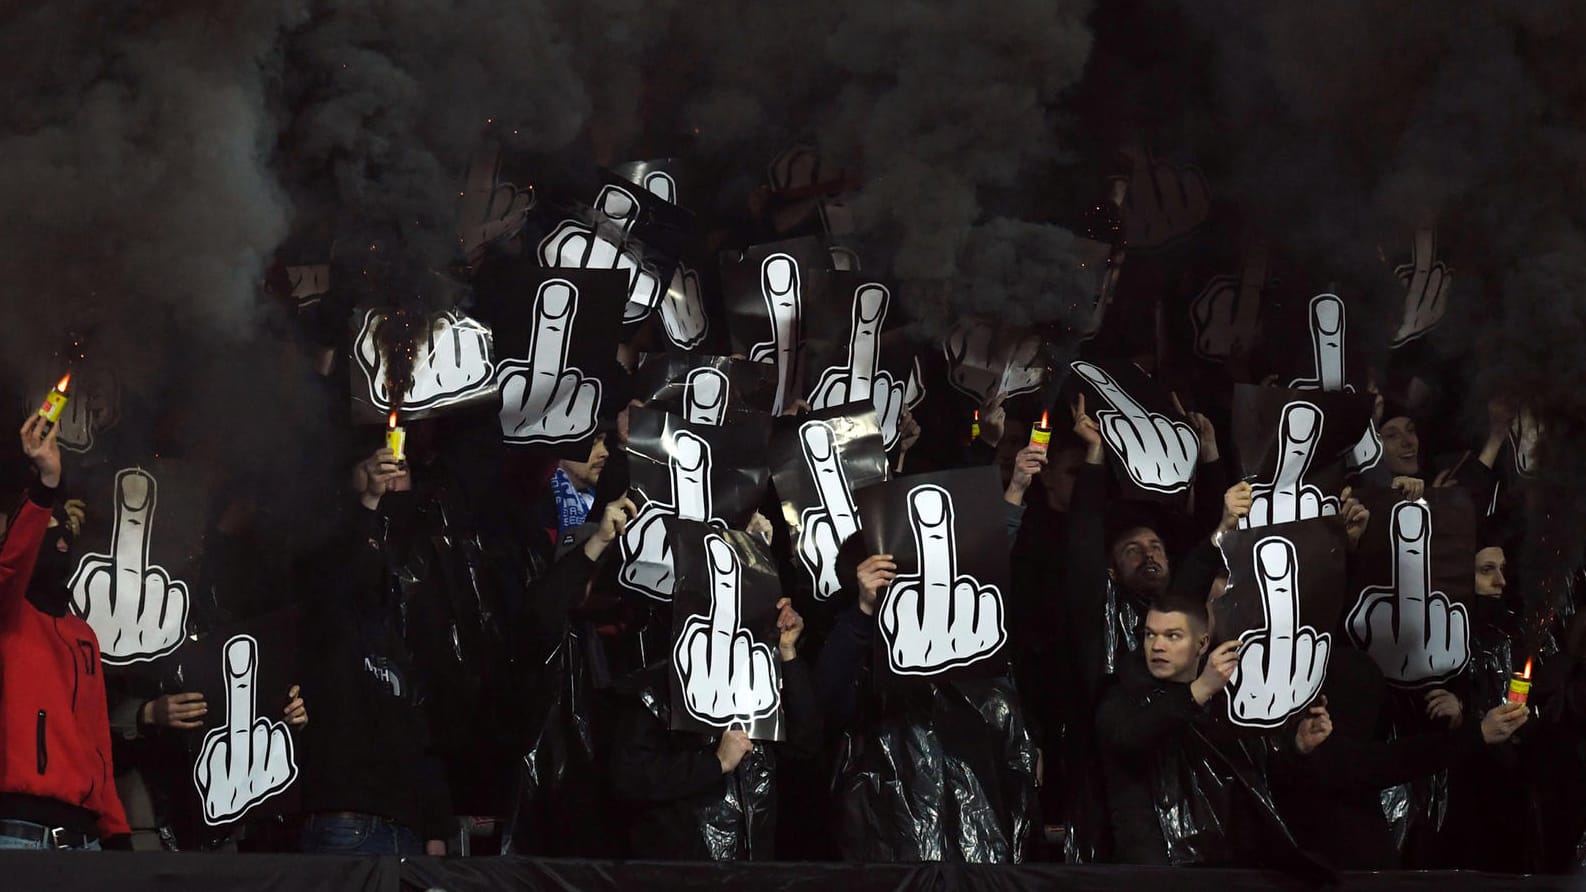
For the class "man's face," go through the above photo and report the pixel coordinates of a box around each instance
[1475,546,1507,598]
[1144,609,1207,681]
[560,435,608,490]
[1380,416,1420,476]
[1111,527,1170,597]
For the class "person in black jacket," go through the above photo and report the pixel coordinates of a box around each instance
[609,596,820,860]
[1062,395,1230,861]
[295,446,452,855]
[1271,645,1528,869]
[1096,592,1333,865]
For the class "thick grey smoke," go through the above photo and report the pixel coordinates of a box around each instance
[0,2,295,391]
[1119,1,1586,598]
[278,0,593,281]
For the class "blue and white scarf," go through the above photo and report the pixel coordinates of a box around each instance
[552,467,595,538]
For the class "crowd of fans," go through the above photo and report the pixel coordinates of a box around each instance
[0,160,1582,878]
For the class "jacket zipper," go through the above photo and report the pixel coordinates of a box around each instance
[36,710,47,774]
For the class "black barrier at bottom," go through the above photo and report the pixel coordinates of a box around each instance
[2,854,1578,892]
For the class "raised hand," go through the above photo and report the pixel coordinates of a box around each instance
[193,636,298,825]
[1122,147,1210,249]
[660,264,710,350]
[1191,244,1267,361]
[1479,702,1529,745]
[21,415,61,488]
[1243,402,1340,528]
[856,554,897,616]
[809,284,908,448]
[683,367,729,426]
[1347,502,1470,685]
[748,253,803,415]
[795,421,861,600]
[1289,294,1350,392]
[539,184,662,323]
[879,485,1007,675]
[68,469,189,664]
[457,144,534,262]
[673,535,780,727]
[1071,361,1199,494]
[1391,228,1451,347]
[620,430,717,600]
[1228,537,1331,727]
[498,279,601,443]
[354,310,495,411]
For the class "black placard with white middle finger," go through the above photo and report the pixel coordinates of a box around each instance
[1229,384,1373,529]
[158,607,303,831]
[856,465,1011,679]
[942,318,1050,409]
[631,353,779,422]
[525,193,678,330]
[472,262,626,457]
[802,272,918,450]
[1067,359,1200,502]
[769,401,890,603]
[668,522,787,741]
[618,406,773,602]
[1345,487,1475,689]
[721,236,831,415]
[349,306,500,423]
[1258,290,1376,396]
[599,162,698,261]
[1212,518,1346,732]
[67,459,210,670]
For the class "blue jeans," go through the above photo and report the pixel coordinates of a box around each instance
[0,821,101,850]
[299,813,420,855]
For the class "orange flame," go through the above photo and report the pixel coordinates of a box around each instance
[1522,658,1534,680]
[1038,410,1050,430]
[973,409,979,422]
[387,410,399,430]
[55,373,71,393]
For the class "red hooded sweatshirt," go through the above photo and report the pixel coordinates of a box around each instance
[0,482,128,838]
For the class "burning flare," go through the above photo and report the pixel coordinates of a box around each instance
[1522,657,1534,680]
[388,410,399,430]
[56,372,71,394]
[1037,409,1050,430]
